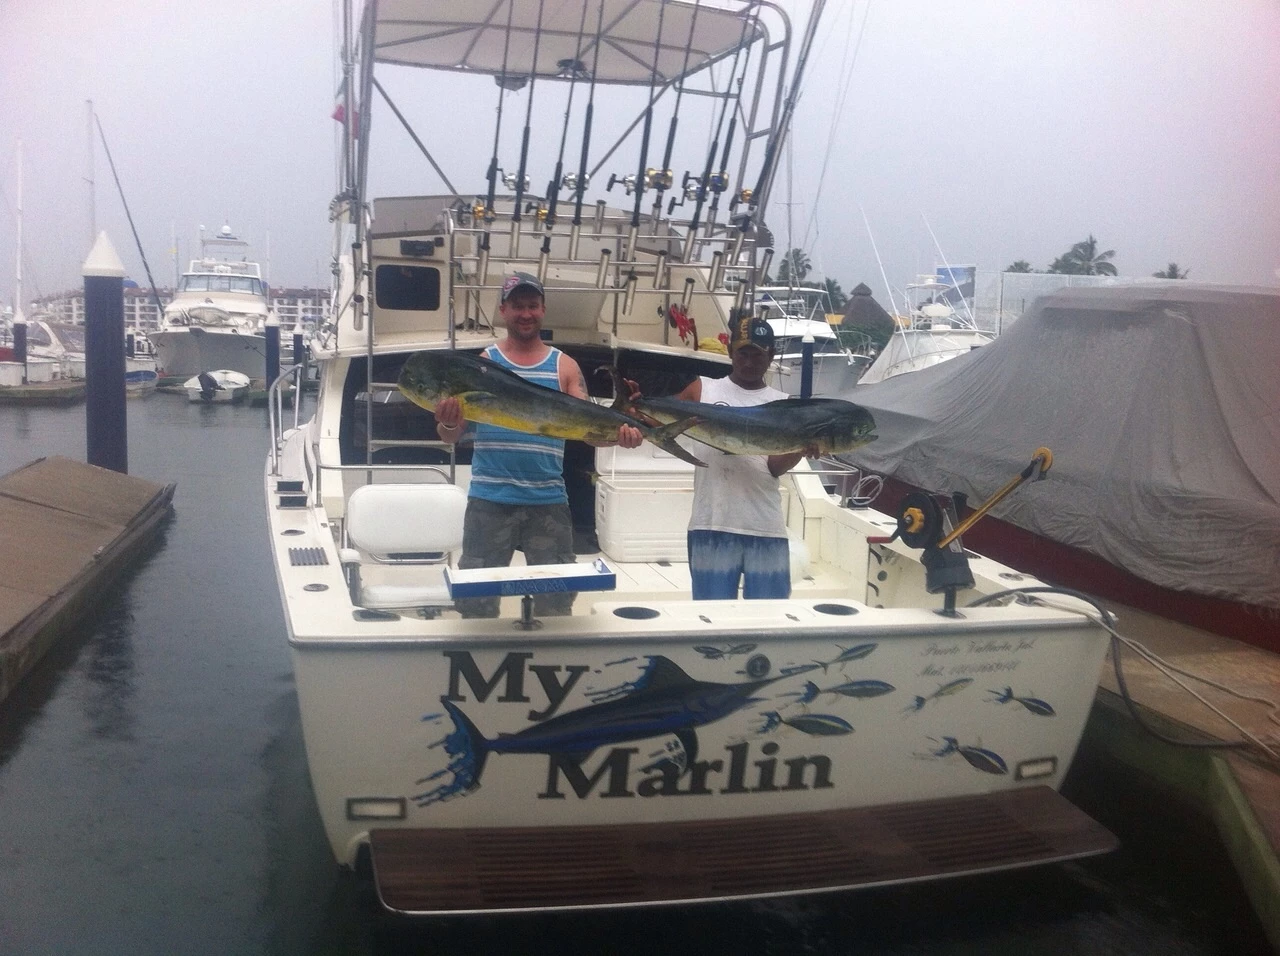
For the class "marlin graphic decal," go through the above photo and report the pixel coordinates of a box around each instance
[414,655,816,805]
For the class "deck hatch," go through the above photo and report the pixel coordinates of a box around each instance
[288,547,328,567]
[369,786,1116,915]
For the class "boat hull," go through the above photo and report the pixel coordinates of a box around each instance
[151,327,267,380]
[286,606,1107,866]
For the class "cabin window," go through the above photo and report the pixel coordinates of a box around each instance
[375,265,440,312]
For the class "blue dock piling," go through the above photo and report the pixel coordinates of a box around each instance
[83,232,128,474]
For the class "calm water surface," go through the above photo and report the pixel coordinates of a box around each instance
[0,398,1269,955]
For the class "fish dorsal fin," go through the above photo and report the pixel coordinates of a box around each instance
[637,656,698,693]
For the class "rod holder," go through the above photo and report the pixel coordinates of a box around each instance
[756,248,774,285]
[681,230,697,264]
[537,249,549,283]
[624,224,638,262]
[681,277,696,310]
[477,246,491,285]
[593,200,606,233]
[596,248,613,289]
[568,223,581,261]
[622,272,639,315]
[652,251,668,289]
[733,281,747,312]
[729,230,745,265]
[709,250,725,291]
[509,219,522,258]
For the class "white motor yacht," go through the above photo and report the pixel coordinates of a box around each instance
[150,224,271,381]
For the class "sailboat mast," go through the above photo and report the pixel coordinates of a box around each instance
[86,100,96,253]
[14,140,22,316]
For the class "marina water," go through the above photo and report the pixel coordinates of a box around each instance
[0,398,1267,955]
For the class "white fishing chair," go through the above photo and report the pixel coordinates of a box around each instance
[338,482,468,615]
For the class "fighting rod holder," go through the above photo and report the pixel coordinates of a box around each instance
[868,448,1054,617]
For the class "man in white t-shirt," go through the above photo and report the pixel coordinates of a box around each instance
[668,312,816,599]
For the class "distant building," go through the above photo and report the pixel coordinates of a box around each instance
[31,285,332,333]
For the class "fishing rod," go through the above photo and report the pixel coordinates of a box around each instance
[612,0,668,260]
[680,5,755,260]
[480,0,517,265]
[509,0,548,257]
[749,0,828,225]
[650,0,702,221]
[542,0,592,241]
[704,5,763,240]
[94,116,166,324]
[569,0,608,261]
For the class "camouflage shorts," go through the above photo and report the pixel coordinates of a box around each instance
[456,498,577,619]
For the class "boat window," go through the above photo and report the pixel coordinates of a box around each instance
[375,265,441,312]
[178,275,264,295]
[27,324,52,347]
[53,326,85,351]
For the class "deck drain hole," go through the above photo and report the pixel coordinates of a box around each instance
[813,603,858,616]
[613,606,660,620]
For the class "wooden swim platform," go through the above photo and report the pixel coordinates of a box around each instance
[0,456,174,705]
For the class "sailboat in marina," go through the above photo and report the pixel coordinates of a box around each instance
[264,0,1116,915]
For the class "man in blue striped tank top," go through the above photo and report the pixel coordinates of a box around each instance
[434,273,643,618]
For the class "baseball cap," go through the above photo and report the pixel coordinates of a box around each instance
[500,271,545,303]
[729,312,775,351]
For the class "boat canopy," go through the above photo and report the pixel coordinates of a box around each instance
[371,0,766,85]
[843,284,1280,611]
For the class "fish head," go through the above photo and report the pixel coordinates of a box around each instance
[398,350,488,408]
[818,404,879,453]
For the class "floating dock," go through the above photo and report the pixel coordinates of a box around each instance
[0,456,175,705]
[1082,602,1280,949]
[0,380,87,405]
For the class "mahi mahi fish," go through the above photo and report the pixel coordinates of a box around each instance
[610,369,877,456]
[398,350,707,467]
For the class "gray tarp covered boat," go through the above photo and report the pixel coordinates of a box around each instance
[841,283,1280,615]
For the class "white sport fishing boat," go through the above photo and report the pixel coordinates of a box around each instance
[265,0,1115,916]
[756,286,872,396]
[150,224,271,380]
[184,368,249,403]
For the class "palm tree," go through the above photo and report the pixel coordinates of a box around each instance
[821,277,847,311]
[1153,263,1188,279]
[1049,235,1118,276]
[776,247,812,284]
[1005,260,1033,273]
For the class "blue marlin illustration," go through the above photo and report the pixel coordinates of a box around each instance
[987,686,1055,716]
[415,656,816,804]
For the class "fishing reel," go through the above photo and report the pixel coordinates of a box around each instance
[560,171,590,192]
[607,172,638,195]
[499,169,531,192]
[868,448,1053,616]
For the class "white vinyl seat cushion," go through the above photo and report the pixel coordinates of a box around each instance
[341,482,468,609]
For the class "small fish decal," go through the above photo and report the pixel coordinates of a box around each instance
[815,642,878,672]
[927,736,1008,775]
[988,687,1055,716]
[693,643,758,660]
[786,679,895,706]
[904,677,973,713]
[760,710,854,736]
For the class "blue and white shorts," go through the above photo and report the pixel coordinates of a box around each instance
[687,529,791,600]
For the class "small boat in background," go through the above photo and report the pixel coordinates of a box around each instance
[184,369,249,403]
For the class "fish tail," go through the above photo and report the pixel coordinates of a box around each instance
[441,699,490,791]
[645,417,707,467]
[605,366,632,413]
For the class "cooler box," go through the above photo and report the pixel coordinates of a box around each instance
[595,442,695,563]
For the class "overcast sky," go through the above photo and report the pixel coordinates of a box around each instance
[2,0,1278,308]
